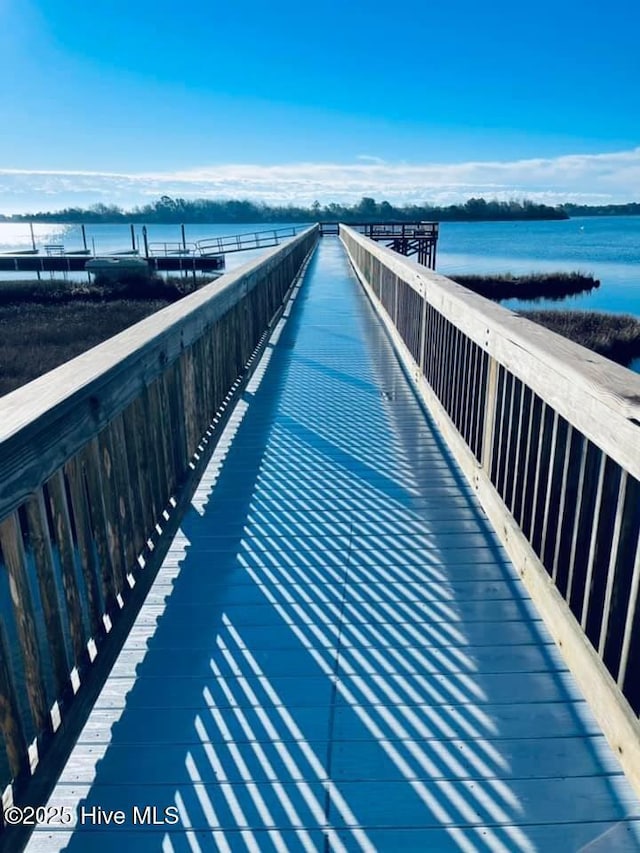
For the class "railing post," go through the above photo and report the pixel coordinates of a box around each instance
[393,271,399,326]
[0,514,49,739]
[23,492,69,698]
[0,625,27,778]
[418,289,428,373]
[481,354,499,474]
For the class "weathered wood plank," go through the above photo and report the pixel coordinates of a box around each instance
[45,471,87,670]
[0,623,28,778]
[146,379,171,511]
[117,405,147,560]
[0,513,49,735]
[599,471,629,655]
[163,361,186,491]
[106,417,137,576]
[23,491,69,697]
[63,456,102,639]
[96,429,126,596]
[618,535,640,690]
[81,438,118,616]
[135,388,163,527]
[127,396,155,539]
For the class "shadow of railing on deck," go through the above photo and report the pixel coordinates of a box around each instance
[51,241,637,853]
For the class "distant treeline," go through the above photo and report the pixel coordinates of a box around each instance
[561,202,640,217]
[1,195,570,224]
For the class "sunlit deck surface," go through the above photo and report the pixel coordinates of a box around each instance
[27,240,640,852]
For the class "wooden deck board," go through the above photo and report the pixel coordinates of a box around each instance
[27,778,640,834]
[108,643,567,680]
[23,823,640,853]
[26,239,640,851]
[55,733,623,786]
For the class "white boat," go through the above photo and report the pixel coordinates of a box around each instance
[85,256,149,278]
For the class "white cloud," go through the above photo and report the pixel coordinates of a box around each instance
[0,148,639,213]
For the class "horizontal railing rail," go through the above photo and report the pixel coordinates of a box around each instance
[359,221,439,239]
[146,240,198,256]
[195,226,301,256]
[0,226,318,816]
[340,224,640,795]
[317,221,438,239]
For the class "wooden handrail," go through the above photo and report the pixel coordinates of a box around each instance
[340,227,639,477]
[340,223,640,796]
[194,226,300,255]
[0,226,319,808]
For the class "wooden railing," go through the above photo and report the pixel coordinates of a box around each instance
[146,227,303,258]
[340,224,640,794]
[358,222,438,240]
[194,226,302,256]
[0,226,318,807]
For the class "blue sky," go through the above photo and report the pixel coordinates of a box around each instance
[0,0,638,212]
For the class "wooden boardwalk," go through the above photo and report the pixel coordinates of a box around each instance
[26,239,640,851]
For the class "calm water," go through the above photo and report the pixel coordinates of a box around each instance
[1,216,639,369]
[437,216,640,316]
[0,222,304,277]
[2,216,638,308]
[436,217,640,374]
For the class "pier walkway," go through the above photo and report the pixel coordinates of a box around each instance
[25,240,640,851]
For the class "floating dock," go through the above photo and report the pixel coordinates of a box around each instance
[0,253,225,274]
[0,223,439,276]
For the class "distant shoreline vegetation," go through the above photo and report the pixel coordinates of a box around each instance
[0,196,570,224]
[450,273,640,369]
[1,197,639,225]
[450,271,600,302]
[560,202,640,217]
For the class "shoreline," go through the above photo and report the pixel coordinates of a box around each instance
[1,270,638,399]
[451,271,600,302]
[519,309,640,369]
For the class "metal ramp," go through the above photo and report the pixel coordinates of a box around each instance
[194,227,303,256]
[26,239,640,852]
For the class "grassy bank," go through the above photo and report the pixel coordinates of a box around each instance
[0,298,174,397]
[520,310,640,367]
[0,276,195,397]
[0,274,204,306]
[3,278,636,401]
[451,271,599,301]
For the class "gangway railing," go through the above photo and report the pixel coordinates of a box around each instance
[195,225,303,256]
[0,226,318,829]
[146,240,199,256]
[340,223,640,796]
[145,228,305,259]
